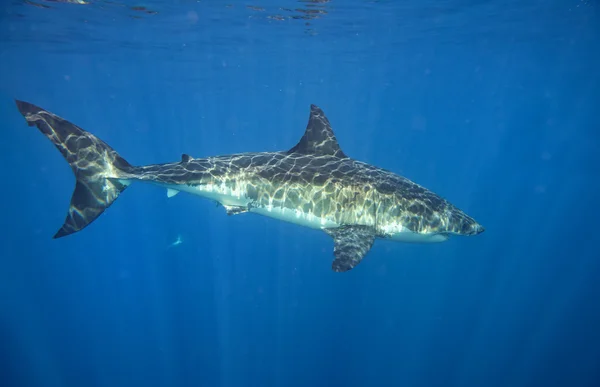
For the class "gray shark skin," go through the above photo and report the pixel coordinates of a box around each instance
[15,100,484,272]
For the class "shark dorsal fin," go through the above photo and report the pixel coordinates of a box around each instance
[181,154,192,162]
[288,104,348,158]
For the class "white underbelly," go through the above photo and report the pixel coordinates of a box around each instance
[167,182,251,206]
[160,183,338,229]
[149,182,449,242]
[388,231,449,243]
[250,206,338,230]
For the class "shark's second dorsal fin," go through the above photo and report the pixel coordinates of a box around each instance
[181,154,192,162]
[288,105,348,158]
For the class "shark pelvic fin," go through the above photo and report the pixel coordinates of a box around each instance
[15,100,133,239]
[325,225,375,272]
[288,104,348,158]
[167,188,180,198]
[223,205,247,216]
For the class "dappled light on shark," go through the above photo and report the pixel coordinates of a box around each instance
[15,100,484,272]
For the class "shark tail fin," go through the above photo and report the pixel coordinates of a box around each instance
[15,100,133,239]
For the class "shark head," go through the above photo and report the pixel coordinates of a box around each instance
[460,219,485,236]
[445,209,485,236]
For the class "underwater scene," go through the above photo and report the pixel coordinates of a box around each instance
[0,1,598,386]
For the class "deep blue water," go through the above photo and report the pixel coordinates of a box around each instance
[1,1,599,386]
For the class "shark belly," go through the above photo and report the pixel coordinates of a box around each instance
[156,182,251,207]
[250,206,338,230]
[153,181,339,230]
[387,231,449,243]
[143,180,450,240]
[380,220,450,243]
[129,179,450,242]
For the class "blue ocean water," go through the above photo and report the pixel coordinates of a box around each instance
[0,0,599,386]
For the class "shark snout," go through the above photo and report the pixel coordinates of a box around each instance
[470,223,485,235]
[458,217,485,236]
[455,214,485,236]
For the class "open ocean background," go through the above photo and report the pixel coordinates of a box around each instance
[0,1,599,386]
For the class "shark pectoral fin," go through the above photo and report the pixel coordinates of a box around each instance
[166,188,180,198]
[324,225,375,272]
[223,205,247,216]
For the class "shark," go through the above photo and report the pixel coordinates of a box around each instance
[15,100,484,272]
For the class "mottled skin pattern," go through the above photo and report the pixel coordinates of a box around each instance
[128,149,480,237]
[324,226,375,272]
[15,100,484,272]
[126,105,482,238]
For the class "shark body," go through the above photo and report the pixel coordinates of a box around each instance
[15,100,484,272]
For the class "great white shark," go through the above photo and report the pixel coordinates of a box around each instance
[15,100,484,272]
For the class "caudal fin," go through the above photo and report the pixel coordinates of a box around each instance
[15,100,133,238]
